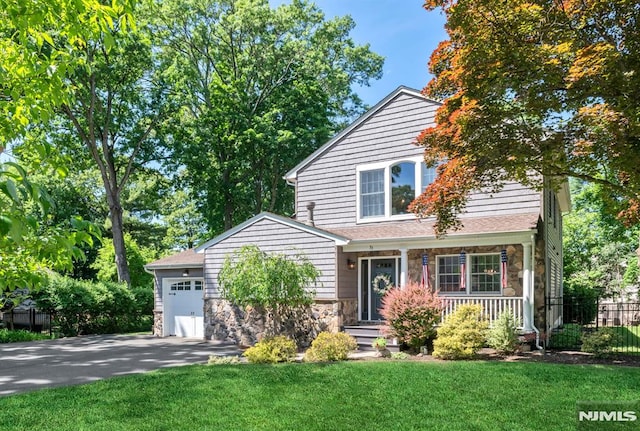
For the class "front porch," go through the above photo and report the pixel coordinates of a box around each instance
[344,241,539,333]
[345,295,527,351]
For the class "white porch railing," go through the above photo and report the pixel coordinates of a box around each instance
[440,296,523,326]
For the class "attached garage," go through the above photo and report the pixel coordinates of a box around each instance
[162,278,204,338]
[144,249,204,338]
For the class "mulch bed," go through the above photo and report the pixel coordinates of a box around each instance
[403,348,640,367]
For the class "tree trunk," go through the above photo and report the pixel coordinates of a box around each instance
[106,188,131,287]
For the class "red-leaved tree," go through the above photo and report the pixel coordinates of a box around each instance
[412,0,640,237]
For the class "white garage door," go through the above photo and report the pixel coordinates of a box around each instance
[163,279,204,338]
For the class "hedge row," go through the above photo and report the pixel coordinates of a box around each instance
[33,275,153,337]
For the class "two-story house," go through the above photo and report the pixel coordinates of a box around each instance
[145,86,570,347]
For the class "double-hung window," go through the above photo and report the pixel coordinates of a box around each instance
[357,157,439,221]
[437,253,501,294]
[360,169,385,218]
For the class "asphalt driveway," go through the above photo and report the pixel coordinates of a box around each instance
[0,334,241,396]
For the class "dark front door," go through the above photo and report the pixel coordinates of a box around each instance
[370,259,396,321]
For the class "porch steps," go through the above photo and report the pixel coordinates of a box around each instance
[344,325,400,353]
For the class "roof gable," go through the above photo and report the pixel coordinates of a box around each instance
[284,86,440,181]
[194,212,350,252]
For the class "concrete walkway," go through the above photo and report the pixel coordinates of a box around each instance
[0,334,241,396]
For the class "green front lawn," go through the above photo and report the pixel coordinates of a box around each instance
[1,361,639,431]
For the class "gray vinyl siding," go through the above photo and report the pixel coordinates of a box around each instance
[336,248,358,299]
[544,186,563,298]
[153,268,204,312]
[203,218,337,300]
[461,182,541,218]
[296,92,437,226]
[295,91,542,227]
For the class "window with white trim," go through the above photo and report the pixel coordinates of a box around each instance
[437,255,461,293]
[170,279,202,291]
[357,158,439,221]
[360,169,385,218]
[437,253,501,294]
[470,254,501,293]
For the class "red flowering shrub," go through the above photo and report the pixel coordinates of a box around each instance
[380,281,443,351]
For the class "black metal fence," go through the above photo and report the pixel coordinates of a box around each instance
[0,309,52,335]
[546,296,640,354]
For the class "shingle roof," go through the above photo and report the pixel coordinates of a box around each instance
[194,212,349,252]
[145,248,203,269]
[324,213,540,242]
[146,213,540,270]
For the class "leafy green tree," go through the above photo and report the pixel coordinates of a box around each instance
[51,10,170,286]
[564,180,639,301]
[153,0,383,233]
[161,186,208,250]
[0,0,130,297]
[92,233,159,289]
[412,0,640,236]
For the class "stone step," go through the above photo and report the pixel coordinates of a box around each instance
[344,325,400,353]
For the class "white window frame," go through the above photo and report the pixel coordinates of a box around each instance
[468,253,502,295]
[436,253,502,295]
[435,254,463,294]
[356,156,438,223]
[168,279,203,292]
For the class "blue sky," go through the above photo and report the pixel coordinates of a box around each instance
[273,0,448,106]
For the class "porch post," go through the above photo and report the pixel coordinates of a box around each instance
[399,248,408,288]
[522,242,533,331]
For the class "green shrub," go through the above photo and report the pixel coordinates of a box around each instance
[391,351,409,360]
[380,281,443,351]
[433,304,489,360]
[243,336,297,364]
[487,310,520,356]
[563,280,599,325]
[372,337,387,350]
[208,355,241,365]
[304,332,358,362]
[0,329,51,343]
[581,328,620,357]
[549,323,583,349]
[32,275,153,336]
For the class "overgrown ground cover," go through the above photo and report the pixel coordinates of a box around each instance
[0,329,51,343]
[1,361,639,431]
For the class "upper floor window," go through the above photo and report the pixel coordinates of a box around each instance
[357,157,439,222]
[360,169,385,218]
[391,162,415,215]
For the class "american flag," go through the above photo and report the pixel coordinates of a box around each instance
[421,253,430,289]
[459,251,466,290]
[501,249,508,288]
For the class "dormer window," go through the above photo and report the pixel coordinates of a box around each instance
[357,157,438,222]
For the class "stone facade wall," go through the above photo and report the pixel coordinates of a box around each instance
[204,298,357,348]
[153,310,162,337]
